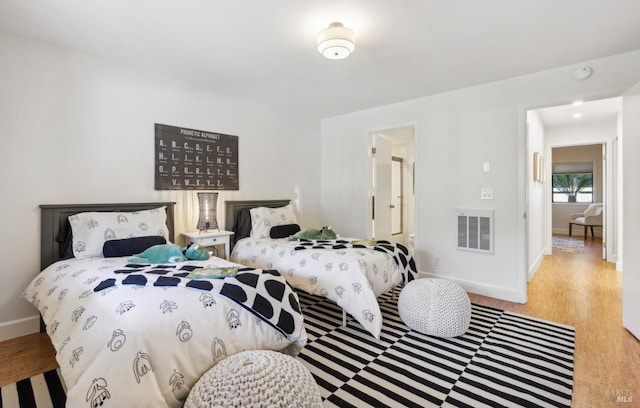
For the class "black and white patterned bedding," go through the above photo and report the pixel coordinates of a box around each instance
[22,257,307,408]
[231,237,411,338]
[294,239,417,284]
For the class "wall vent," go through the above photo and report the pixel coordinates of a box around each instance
[457,208,494,254]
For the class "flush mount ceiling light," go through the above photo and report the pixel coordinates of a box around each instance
[317,22,355,60]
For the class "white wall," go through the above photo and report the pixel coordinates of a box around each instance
[0,32,322,340]
[526,111,546,280]
[321,50,640,303]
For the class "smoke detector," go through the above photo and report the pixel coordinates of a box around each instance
[574,66,593,80]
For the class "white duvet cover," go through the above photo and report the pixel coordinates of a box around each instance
[231,237,404,338]
[23,256,307,408]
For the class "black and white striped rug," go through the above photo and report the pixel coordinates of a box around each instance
[1,287,574,408]
[0,368,66,408]
[297,288,575,408]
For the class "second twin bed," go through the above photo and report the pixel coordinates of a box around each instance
[226,199,417,339]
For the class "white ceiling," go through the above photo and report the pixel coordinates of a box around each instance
[536,97,622,128]
[1,0,639,119]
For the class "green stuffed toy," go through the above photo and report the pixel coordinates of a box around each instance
[128,244,210,264]
[289,226,337,241]
[184,244,210,260]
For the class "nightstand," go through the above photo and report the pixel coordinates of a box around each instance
[182,230,234,259]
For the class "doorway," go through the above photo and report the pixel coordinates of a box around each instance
[369,126,415,246]
[526,97,621,278]
[550,144,604,252]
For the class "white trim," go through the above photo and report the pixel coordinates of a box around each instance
[417,271,525,303]
[528,250,545,282]
[0,315,39,342]
[552,227,603,238]
[517,104,528,304]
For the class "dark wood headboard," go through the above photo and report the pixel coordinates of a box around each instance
[224,199,290,244]
[40,202,176,270]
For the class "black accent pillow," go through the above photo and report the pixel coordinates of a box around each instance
[270,224,301,239]
[103,236,167,258]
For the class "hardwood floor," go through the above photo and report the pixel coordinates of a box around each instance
[0,332,56,387]
[470,236,639,408]
[1,237,638,407]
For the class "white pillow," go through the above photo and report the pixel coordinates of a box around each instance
[250,204,297,239]
[68,206,170,259]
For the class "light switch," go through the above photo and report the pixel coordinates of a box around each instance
[483,162,491,172]
[481,188,493,200]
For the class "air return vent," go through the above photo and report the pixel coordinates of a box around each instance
[457,209,494,254]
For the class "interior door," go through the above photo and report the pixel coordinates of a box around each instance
[373,134,392,240]
[391,157,403,235]
[601,143,606,260]
[623,81,640,340]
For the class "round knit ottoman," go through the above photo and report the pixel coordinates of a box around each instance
[184,350,322,408]
[398,278,471,337]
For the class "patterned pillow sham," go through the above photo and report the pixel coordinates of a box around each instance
[250,204,297,239]
[69,207,170,259]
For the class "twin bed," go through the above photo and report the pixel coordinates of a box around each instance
[225,199,417,339]
[24,202,306,408]
[24,200,416,407]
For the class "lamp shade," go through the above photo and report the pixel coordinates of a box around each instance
[197,192,219,232]
[317,22,355,60]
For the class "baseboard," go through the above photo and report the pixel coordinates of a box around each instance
[552,226,602,238]
[417,271,525,304]
[0,315,39,342]
[528,251,545,282]
[617,260,623,272]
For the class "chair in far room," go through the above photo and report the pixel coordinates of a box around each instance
[569,203,603,239]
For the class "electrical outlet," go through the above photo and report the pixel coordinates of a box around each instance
[434,256,440,267]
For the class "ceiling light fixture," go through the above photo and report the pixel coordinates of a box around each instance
[573,113,583,118]
[317,22,355,60]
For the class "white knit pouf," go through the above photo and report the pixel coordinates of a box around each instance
[398,278,471,337]
[184,350,322,408]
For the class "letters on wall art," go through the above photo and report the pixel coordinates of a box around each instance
[154,123,239,190]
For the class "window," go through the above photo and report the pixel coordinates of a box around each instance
[552,162,593,203]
